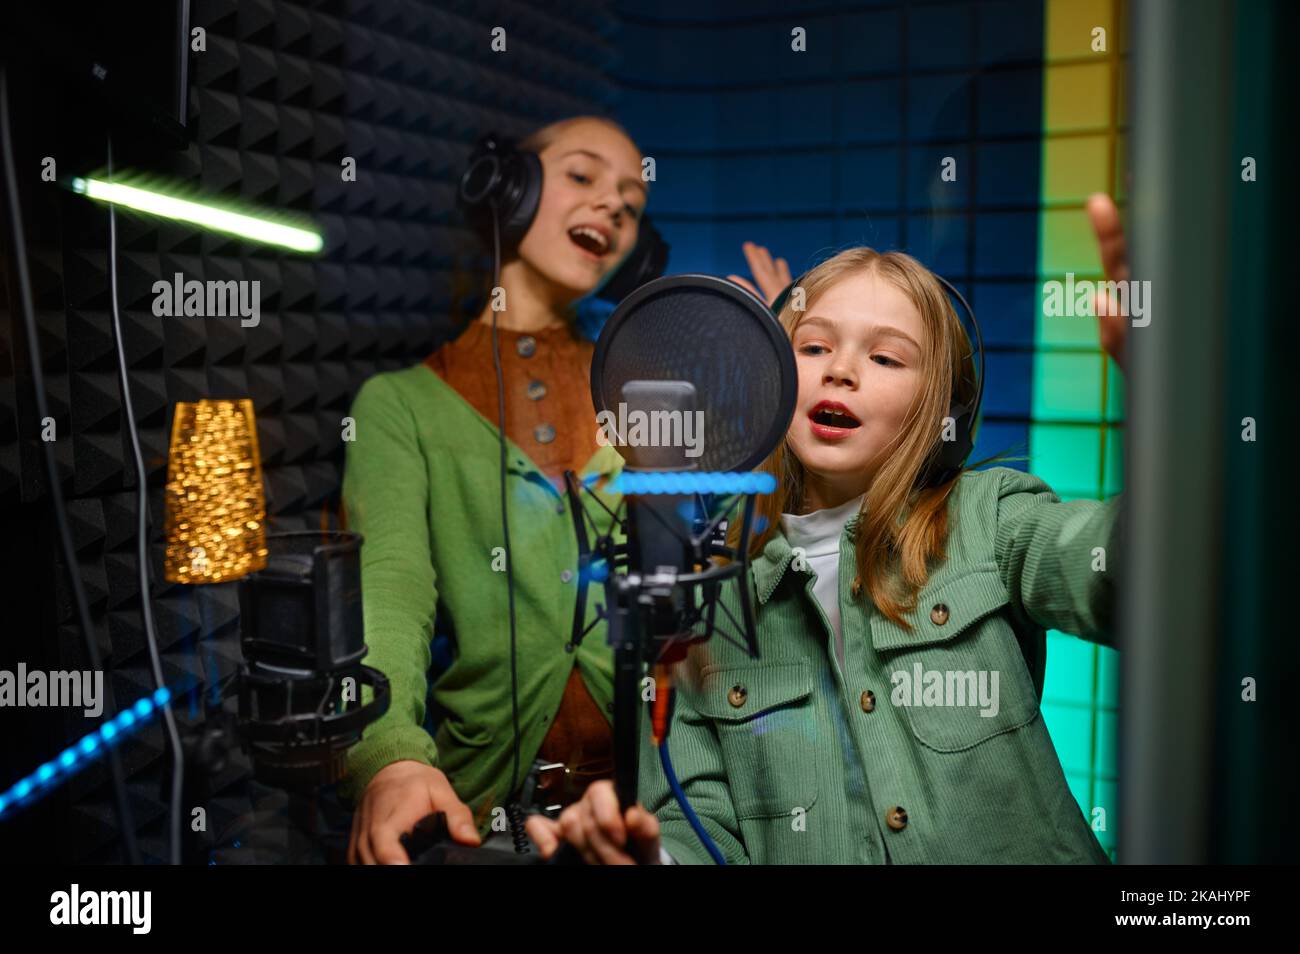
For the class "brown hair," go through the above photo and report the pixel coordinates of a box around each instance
[517,115,637,155]
[740,247,978,629]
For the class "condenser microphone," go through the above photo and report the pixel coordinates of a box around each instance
[569,273,798,810]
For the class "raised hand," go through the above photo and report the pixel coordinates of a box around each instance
[727,241,793,306]
[1085,193,1130,372]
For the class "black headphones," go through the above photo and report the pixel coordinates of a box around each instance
[769,269,985,489]
[456,132,670,305]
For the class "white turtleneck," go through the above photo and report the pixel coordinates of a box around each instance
[779,493,865,669]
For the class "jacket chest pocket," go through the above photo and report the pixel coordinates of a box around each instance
[693,661,820,820]
[870,568,1040,753]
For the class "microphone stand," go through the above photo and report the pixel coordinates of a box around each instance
[398,470,767,865]
[562,469,764,819]
[609,574,646,810]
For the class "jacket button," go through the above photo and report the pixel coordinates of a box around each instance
[560,569,573,583]
[516,335,537,357]
[527,379,547,400]
[727,685,748,708]
[859,689,876,713]
[929,603,950,626]
[534,423,556,444]
[885,806,908,831]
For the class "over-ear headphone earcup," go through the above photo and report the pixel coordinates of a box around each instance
[595,215,669,305]
[456,145,500,238]
[493,149,542,247]
[922,400,974,487]
[457,137,543,250]
[459,152,500,207]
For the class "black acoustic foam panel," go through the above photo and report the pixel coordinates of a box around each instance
[0,0,621,862]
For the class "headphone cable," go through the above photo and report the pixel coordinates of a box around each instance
[106,134,184,866]
[486,201,526,851]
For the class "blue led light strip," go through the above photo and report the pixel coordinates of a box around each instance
[609,472,777,495]
[0,686,173,819]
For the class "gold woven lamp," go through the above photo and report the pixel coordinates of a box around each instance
[163,398,268,584]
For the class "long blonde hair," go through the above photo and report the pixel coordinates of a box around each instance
[743,247,978,629]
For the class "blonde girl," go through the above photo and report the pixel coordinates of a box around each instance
[527,197,1131,864]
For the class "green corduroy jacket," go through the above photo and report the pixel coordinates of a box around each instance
[637,467,1120,864]
[338,363,624,829]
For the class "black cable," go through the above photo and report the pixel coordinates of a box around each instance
[0,64,141,864]
[486,201,526,852]
[105,135,184,865]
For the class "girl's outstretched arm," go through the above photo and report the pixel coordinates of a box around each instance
[992,469,1123,647]
[987,193,1129,646]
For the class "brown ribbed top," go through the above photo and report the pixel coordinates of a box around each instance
[424,320,603,489]
[424,318,613,804]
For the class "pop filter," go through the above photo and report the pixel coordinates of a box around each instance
[590,275,797,472]
[573,274,796,825]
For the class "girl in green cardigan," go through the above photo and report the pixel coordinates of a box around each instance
[342,115,652,863]
[528,195,1132,864]
[343,115,795,864]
